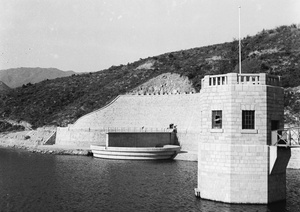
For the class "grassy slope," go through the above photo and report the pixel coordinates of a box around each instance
[0,24,299,130]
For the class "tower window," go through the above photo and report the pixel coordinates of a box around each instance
[212,110,222,129]
[242,110,255,129]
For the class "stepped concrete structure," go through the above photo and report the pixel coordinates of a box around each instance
[56,72,293,203]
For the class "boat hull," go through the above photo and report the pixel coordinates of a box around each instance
[90,145,181,160]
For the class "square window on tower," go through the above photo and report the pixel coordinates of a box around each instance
[212,110,222,129]
[242,110,255,129]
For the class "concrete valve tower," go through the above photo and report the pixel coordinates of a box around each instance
[195,73,290,204]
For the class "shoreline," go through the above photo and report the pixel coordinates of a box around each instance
[0,128,93,156]
[0,144,93,156]
[0,128,299,169]
[1,143,299,169]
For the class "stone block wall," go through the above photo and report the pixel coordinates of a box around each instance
[199,81,269,147]
[198,143,269,203]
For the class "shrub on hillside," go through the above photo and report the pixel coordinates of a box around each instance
[0,121,25,133]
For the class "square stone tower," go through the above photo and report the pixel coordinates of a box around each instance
[196,73,291,204]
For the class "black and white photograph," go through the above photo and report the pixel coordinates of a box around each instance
[0,0,299,211]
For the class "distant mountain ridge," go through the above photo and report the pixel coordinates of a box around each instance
[0,67,76,88]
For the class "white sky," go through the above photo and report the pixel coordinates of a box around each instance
[0,0,299,72]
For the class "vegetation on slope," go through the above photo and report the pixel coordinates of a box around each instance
[0,24,299,131]
[0,121,25,132]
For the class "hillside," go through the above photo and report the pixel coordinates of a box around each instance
[0,24,299,131]
[0,81,11,93]
[0,67,76,88]
[127,73,196,95]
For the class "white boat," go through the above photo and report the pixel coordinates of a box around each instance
[90,144,181,160]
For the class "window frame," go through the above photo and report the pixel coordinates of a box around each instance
[212,110,222,129]
[242,110,255,130]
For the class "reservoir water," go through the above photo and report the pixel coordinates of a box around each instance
[0,147,299,212]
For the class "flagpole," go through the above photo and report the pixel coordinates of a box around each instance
[239,6,242,74]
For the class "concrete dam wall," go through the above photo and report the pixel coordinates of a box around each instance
[56,93,202,160]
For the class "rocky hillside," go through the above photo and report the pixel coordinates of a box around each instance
[0,67,76,88]
[0,24,299,131]
[127,73,196,95]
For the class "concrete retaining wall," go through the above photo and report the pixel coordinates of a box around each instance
[56,128,106,147]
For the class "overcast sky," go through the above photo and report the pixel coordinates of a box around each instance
[0,0,299,72]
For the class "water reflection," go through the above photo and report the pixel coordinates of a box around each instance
[0,148,299,212]
[196,199,287,212]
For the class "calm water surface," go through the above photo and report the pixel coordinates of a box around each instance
[0,147,299,212]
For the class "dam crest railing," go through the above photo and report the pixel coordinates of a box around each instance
[201,73,280,88]
[63,126,173,133]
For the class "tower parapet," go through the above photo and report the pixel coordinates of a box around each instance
[201,73,280,88]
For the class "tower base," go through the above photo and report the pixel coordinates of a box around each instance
[196,143,291,204]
